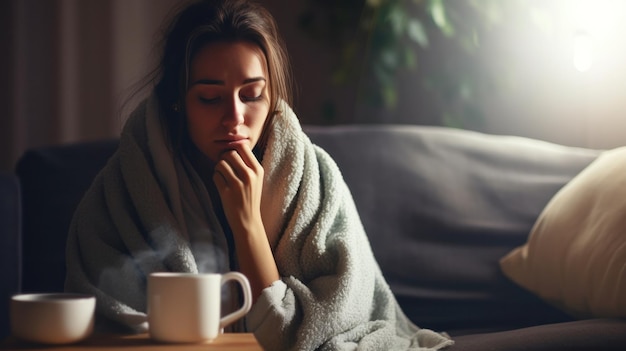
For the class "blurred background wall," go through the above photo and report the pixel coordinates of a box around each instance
[2,0,626,172]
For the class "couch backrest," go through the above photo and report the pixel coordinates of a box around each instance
[15,139,119,293]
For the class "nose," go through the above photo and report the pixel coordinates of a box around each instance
[222,95,245,128]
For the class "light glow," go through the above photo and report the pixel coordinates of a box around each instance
[563,0,626,72]
[573,32,593,72]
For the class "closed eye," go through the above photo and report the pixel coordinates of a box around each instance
[241,94,263,102]
[199,96,220,104]
[240,86,264,102]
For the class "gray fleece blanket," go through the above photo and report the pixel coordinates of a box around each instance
[65,94,454,350]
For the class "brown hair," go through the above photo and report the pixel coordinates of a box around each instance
[154,0,293,157]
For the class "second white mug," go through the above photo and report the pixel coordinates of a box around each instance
[147,272,252,343]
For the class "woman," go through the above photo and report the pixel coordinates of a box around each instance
[65,0,454,350]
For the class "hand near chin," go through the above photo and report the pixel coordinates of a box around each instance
[213,144,264,235]
[213,145,279,299]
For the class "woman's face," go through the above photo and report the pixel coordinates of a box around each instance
[185,40,270,163]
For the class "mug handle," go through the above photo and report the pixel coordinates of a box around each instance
[219,272,253,329]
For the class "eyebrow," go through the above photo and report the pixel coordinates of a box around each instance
[191,77,266,86]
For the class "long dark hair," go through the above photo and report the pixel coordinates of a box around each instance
[153,0,293,157]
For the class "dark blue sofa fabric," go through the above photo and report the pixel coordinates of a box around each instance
[0,172,21,339]
[15,139,118,293]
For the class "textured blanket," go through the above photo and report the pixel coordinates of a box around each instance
[65,94,453,350]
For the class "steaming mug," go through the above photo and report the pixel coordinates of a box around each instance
[147,272,252,343]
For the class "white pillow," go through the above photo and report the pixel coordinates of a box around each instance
[500,147,626,318]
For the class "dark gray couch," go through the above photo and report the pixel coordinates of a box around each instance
[0,172,21,340]
[11,124,626,350]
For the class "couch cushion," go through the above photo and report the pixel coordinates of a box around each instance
[501,147,626,319]
[15,139,118,293]
[304,125,600,334]
[451,318,626,350]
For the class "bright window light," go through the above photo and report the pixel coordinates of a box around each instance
[573,32,593,72]
[563,0,626,72]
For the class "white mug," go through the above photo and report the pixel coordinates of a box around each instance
[147,272,252,343]
[10,293,95,344]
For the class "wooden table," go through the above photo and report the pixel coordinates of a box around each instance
[1,333,263,350]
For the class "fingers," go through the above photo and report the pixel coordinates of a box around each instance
[213,167,229,188]
[213,144,263,188]
[224,143,261,172]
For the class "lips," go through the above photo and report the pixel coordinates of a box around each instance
[215,136,249,147]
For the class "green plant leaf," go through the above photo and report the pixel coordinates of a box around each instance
[402,46,418,70]
[379,48,399,70]
[387,4,407,36]
[382,83,398,108]
[407,19,429,48]
[429,0,454,37]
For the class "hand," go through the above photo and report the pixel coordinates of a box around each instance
[213,144,279,302]
[213,143,264,235]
